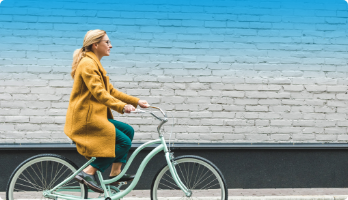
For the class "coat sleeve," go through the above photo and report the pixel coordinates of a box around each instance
[109,82,139,108]
[80,60,127,114]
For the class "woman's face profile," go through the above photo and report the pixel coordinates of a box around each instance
[93,34,112,57]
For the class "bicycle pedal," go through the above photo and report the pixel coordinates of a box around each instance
[107,181,127,186]
[117,181,127,185]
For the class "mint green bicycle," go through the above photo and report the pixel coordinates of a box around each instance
[6,107,228,200]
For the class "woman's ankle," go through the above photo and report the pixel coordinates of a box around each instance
[110,170,121,177]
[83,165,97,175]
[82,169,95,175]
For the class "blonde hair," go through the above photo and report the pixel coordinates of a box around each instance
[71,29,106,78]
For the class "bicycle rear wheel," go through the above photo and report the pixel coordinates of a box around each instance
[151,155,228,200]
[6,154,88,200]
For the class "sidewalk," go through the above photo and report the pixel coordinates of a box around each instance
[2,188,348,199]
[110,188,348,200]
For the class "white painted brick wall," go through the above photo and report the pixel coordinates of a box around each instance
[1,0,348,143]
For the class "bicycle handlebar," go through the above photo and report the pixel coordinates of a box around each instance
[130,106,167,122]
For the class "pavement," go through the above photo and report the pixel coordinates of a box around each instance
[2,188,348,199]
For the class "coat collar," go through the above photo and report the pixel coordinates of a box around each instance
[85,51,107,75]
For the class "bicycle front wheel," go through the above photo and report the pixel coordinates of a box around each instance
[6,154,88,200]
[151,155,228,200]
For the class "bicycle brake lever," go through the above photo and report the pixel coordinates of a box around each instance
[130,109,146,114]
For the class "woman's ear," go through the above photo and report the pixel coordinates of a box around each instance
[92,43,98,50]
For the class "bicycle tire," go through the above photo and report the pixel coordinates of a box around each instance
[6,153,88,200]
[151,155,228,200]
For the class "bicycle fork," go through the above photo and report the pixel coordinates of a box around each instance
[164,151,192,197]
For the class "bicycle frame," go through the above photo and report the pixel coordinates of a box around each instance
[45,135,190,200]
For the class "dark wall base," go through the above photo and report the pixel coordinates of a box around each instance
[2,147,348,191]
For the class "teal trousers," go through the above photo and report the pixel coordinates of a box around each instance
[90,119,134,172]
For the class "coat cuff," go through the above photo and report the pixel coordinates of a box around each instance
[129,97,140,108]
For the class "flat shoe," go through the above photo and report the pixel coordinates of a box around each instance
[74,171,104,193]
[108,174,135,185]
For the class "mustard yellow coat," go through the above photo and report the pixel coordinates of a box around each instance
[64,51,139,158]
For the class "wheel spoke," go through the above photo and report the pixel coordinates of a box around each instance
[191,167,211,189]
[8,155,87,200]
[177,163,188,185]
[47,167,70,189]
[152,157,225,200]
[17,176,42,190]
[159,182,177,190]
[200,182,220,190]
[15,182,41,191]
[160,177,179,188]
[192,173,214,189]
[192,163,201,189]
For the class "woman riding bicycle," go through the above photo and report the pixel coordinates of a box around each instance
[64,29,149,193]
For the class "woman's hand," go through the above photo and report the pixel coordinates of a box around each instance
[123,104,136,113]
[138,100,149,108]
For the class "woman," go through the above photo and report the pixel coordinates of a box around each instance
[64,29,149,193]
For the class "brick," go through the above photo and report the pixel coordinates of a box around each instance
[162,97,185,104]
[198,76,221,83]
[283,71,303,77]
[325,128,347,134]
[315,106,336,113]
[245,134,269,141]
[211,97,233,104]
[201,119,224,125]
[234,99,258,105]
[221,91,244,97]
[235,84,257,90]
[315,120,336,127]
[258,113,281,119]
[5,116,30,122]
[200,133,223,140]
[190,112,212,118]
[174,76,197,83]
[271,120,292,126]
[246,106,268,112]
[221,77,245,83]
[313,94,335,100]
[303,113,325,120]
[305,85,326,92]
[283,85,304,91]
[16,124,41,131]
[316,135,337,141]
[176,133,200,140]
[271,134,291,141]
[151,89,174,96]
[337,94,348,100]
[224,134,245,140]
[258,99,281,105]
[188,83,210,90]
[293,120,315,127]
[338,135,348,141]
[211,126,231,133]
[245,92,268,99]
[255,120,269,126]
[338,121,348,127]
[292,134,315,141]
[204,104,223,111]
[326,113,346,120]
[222,105,245,111]
[198,90,221,97]
[126,89,150,96]
[175,104,199,111]
[291,106,314,112]
[303,128,324,134]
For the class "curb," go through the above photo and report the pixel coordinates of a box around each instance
[227,196,348,200]
[122,196,348,200]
